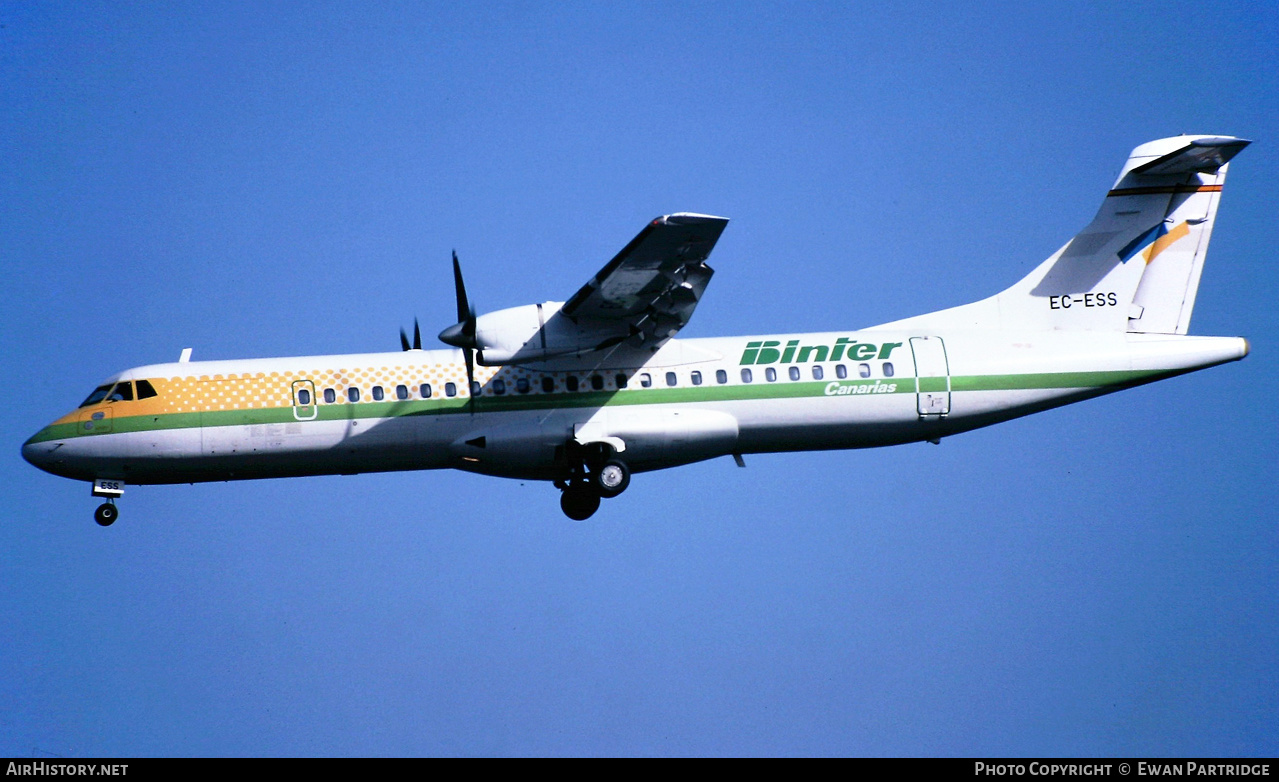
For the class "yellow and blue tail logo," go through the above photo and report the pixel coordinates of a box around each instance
[1117,220,1191,264]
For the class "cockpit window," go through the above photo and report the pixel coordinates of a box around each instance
[79,384,113,407]
[135,379,158,399]
[107,382,134,402]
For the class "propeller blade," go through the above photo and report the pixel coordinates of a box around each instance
[463,345,477,415]
[399,328,411,352]
[413,318,421,350]
[440,250,480,350]
[452,250,470,326]
[448,249,479,413]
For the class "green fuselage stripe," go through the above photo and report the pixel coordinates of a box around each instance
[26,367,1175,445]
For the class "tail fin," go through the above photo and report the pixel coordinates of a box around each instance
[1118,137,1248,334]
[873,136,1249,333]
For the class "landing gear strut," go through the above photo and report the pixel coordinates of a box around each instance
[94,501,118,527]
[555,441,631,520]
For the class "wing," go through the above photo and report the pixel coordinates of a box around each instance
[561,213,729,344]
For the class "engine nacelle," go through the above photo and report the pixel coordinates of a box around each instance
[474,302,631,365]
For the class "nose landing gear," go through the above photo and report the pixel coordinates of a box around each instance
[94,501,118,527]
[555,442,631,520]
[90,479,124,527]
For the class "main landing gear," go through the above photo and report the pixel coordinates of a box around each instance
[560,485,601,521]
[94,500,118,527]
[555,442,631,521]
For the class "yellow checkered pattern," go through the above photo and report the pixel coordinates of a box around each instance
[156,363,536,413]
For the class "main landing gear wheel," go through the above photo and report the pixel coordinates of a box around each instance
[94,502,118,527]
[594,459,630,499]
[560,486,601,521]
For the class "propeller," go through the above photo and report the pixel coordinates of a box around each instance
[399,318,422,351]
[439,250,479,412]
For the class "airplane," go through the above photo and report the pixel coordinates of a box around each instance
[22,135,1252,524]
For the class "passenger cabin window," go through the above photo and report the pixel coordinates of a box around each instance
[372,386,384,401]
[492,378,506,395]
[883,362,895,377]
[541,377,554,393]
[788,366,800,381]
[665,372,677,387]
[566,376,579,392]
[859,363,871,378]
[136,379,158,399]
[517,377,530,394]
[690,371,702,386]
[765,368,777,382]
[836,364,848,379]
[107,382,133,402]
[396,384,409,400]
[716,369,727,384]
[640,373,652,388]
[324,388,336,403]
[741,368,753,383]
[445,382,457,397]
[297,389,312,406]
[591,375,604,391]
[80,384,114,407]
[470,381,482,397]
[420,383,432,399]
[615,374,628,389]
[812,366,824,380]
[347,387,360,403]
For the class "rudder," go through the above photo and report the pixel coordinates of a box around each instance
[1118,136,1248,334]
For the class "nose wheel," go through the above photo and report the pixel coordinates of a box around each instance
[90,480,124,526]
[94,501,119,527]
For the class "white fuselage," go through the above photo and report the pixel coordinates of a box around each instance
[21,329,1249,487]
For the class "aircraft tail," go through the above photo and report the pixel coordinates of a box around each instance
[873,135,1249,333]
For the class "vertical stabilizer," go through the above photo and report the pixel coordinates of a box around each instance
[870,136,1249,334]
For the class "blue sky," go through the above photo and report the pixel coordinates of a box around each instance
[2,1,1276,756]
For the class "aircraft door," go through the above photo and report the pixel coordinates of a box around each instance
[291,380,318,421]
[910,336,951,417]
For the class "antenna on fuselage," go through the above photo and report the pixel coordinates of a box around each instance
[179,348,193,363]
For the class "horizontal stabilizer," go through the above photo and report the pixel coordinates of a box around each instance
[1130,136,1250,176]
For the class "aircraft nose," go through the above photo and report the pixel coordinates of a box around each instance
[22,435,46,467]
[22,431,61,472]
[22,428,95,481]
